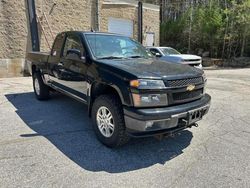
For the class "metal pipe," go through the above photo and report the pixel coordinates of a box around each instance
[49,2,56,15]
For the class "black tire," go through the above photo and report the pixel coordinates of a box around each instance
[91,95,130,148]
[33,72,50,100]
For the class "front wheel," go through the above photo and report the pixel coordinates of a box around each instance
[91,95,130,148]
[33,72,50,100]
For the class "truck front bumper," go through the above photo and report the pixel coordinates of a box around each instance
[123,94,211,137]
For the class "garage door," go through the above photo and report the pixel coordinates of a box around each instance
[108,18,133,37]
[145,32,155,46]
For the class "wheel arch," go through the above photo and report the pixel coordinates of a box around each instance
[31,63,43,76]
[31,64,37,76]
[88,82,125,117]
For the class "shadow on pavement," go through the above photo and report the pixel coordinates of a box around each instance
[6,92,193,173]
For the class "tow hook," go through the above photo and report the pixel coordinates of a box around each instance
[192,123,199,127]
[188,123,199,128]
[154,132,175,141]
[154,123,198,141]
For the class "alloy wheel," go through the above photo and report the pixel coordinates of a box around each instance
[96,106,115,138]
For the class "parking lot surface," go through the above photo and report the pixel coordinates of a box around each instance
[0,69,249,188]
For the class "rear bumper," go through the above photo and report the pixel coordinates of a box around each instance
[123,94,211,137]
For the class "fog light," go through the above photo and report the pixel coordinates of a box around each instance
[145,121,154,129]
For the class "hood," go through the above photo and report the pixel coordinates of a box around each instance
[168,54,201,60]
[98,58,203,80]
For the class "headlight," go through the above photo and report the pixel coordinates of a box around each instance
[130,79,165,89]
[132,93,168,107]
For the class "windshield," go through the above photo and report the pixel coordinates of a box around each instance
[85,34,152,59]
[161,47,181,55]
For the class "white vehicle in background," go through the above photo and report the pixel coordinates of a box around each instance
[147,47,203,69]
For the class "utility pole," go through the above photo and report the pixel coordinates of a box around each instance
[138,1,143,44]
[26,0,40,51]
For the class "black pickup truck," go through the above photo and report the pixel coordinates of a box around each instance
[26,31,211,147]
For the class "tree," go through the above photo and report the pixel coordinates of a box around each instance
[160,0,250,58]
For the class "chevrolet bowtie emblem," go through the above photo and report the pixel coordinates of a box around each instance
[187,84,195,91]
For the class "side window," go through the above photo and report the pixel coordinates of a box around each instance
[150,49,160,56]
[63,35,85,57]
[51,34,65,57]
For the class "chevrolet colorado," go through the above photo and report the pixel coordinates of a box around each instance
[26,31,211,147]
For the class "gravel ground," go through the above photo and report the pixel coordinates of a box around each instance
[0,69,249,188]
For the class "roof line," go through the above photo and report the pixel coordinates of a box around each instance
[103,0,160,11]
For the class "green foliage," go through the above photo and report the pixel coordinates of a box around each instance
[160,0,250,58]
[160,13,188,52]
[193,3,223,57]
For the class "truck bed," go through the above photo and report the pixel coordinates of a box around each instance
[26,51,50,75]
[26,51,50,63]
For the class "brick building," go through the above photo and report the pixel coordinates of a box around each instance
[0,0,159,77]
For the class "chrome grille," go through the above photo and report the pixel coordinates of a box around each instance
[166,77,203,88]
[184,59,200,62]
[173,89,203,102]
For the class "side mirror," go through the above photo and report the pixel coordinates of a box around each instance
[66,49,81,60]
[155,53,162,58]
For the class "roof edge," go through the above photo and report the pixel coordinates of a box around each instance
[103,0,160,11]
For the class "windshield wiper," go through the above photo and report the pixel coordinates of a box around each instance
[98,56,124,60]
[128,55,143,59]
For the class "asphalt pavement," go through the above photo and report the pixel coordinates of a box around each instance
[0,68,249,188]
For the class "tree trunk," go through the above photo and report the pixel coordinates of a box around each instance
[222,0,228,59]
[188,0,193,53]
[240,32,246,57]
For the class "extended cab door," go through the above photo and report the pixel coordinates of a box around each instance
[49,33,88,102]
[47,33,65,82]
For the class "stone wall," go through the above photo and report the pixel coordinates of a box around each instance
[0,0,94,77]
[36,0,94,52]
[0,0,28,59]
[142,7,160,46]
[0,0,28,77]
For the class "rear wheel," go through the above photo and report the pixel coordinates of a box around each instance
[91,95,130,148]
[33,72,50,100]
